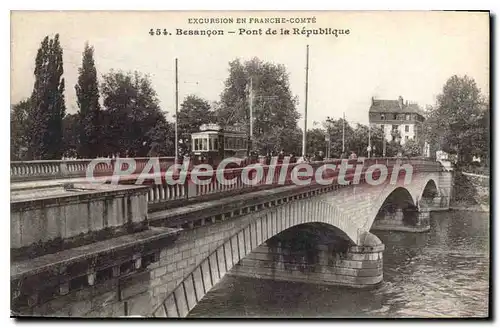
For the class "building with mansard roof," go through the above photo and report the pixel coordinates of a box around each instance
[369,96,425,146]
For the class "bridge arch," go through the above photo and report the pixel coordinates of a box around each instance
[151,198,366,317]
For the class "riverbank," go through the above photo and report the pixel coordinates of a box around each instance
[450,170,489,211]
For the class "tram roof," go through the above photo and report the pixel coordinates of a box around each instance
[193,127,247,136]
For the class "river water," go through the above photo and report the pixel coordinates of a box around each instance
[189,211,490,318]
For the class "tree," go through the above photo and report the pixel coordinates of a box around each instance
[324,117,353,158]
[217,58,300,154]
[178,95,215,155]
[306,128,326,156]
[11,99,31,160]
[322,118,384,158]
[425,75,487,163]
[402,138,421,157]
[347,124,384,158]
[386,141,402,157]
[146,119,175,157]
[75,43,101,158]
[101,70,169,157]
[62,113,79,158]
[28,34,66,159]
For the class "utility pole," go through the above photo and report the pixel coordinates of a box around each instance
[248,77,253,156]
[342,112,345,155]
[368,124,372,158]
[175,58,179,162]
[383,130,387,157]
[302,45,309,157]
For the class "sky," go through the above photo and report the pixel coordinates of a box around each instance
[11,11,489,128]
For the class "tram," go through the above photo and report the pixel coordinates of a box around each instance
[190,124,249,166]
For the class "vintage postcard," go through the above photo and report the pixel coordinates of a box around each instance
[10,11,490,318]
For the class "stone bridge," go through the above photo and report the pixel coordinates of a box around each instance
[10,158,453,317]
[146,169,451,317]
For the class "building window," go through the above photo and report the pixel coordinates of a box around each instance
[405,125,409,132]
[393,114,397,120]
[405,136,409,141]
[381,114,385,120]
[406,114,410,120]
[392,124,398,131]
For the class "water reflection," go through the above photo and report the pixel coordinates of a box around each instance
[189,211,489,318]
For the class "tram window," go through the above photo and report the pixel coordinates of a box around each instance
[214,138,219,150]
[209,138,215,151]
[194,138,199,151]
[201,138,207,151]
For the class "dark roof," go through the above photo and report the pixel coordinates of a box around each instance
[369,98,424,116]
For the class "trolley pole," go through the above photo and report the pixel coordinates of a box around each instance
[302,45,309,158]
[175,58,179,163]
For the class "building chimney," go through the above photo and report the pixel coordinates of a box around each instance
[398,96,403,109]
[371,96,375,105]
[406,100,408,106]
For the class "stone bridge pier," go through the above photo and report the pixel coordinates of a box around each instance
[230,223,385,288]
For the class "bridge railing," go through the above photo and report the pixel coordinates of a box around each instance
[10,157,177,182]
[141,158,443,206]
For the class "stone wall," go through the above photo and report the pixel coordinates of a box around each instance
[229,241,384,288]
[18,210,259,317]
[11,184,149,253]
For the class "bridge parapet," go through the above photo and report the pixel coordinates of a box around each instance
[11,183,150,256]
[143,158,443,209]
[11,157,176,182]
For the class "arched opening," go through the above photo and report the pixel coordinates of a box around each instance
[268,222,353,253]
[372,187,418,228]
[263,223,354,273]
[420,179,439,207]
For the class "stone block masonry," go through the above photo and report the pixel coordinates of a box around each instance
[229,234,384,288]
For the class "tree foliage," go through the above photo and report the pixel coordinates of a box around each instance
[100,70,171,157]
[424,75,488,163]
[321,117,384,158]
[75,43,101,158]
[217,58,300,154]
[62,113,79,158]
[28,34,66,159]
[306,128,326,156]
[402,138,421,157]
[11,99,31,160]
